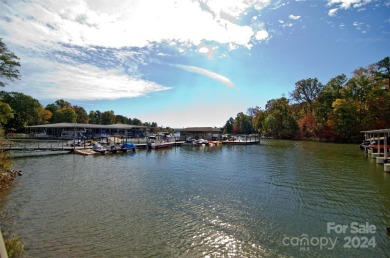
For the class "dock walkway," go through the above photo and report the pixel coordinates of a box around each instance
[0,139,70,151]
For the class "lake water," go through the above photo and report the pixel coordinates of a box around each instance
[1,140,390,257]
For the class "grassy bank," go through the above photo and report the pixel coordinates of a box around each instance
[0,150,20,191]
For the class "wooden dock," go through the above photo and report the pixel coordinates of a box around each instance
[222,140,260,145]
[74,149,97,155]
[11,150,70,158]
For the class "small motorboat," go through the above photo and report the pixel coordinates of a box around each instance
[359,140,371,151]
[107,145,120,154]
[121,142,137,152]
[146,136,173,149]
[192,139,209,146]
[92,143,106,154]
[369,138,389,152]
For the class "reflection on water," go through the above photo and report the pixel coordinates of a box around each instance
[1,140,389,257]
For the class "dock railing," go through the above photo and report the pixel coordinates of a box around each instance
[0,139,67,151]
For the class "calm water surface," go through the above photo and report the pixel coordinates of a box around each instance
[1,140,390,257]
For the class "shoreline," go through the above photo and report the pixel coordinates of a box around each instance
[0,169,22,191]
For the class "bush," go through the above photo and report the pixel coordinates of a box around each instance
[5,236,25,258]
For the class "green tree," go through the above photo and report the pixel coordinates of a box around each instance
[46,99,73,123]
[88,110,101,124]
[100,110,116,125]
[0,91,50,130]
[344,66,379,131]
[0,101,13,124]
[374,56,390,89]
[52,108,77,123]
[223,117,234,134]
[233,112,252,134]
[315,74,347,133]
[329,99,357,140]
[262,97,298,139]
[132,118,142,126]
[115,115,129,124]
[0,38,21,87]
[55,99,71,109]
[45,103,58,115]
[250,106,266,133]
[290,78,323,113]
[73,106,89,123]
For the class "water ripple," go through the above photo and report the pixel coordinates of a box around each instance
[0,142,389,257]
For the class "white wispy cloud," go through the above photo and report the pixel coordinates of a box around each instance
[14,57,171,101]
[172,64,235,88]
[352,21,370,33]
[328,8,338,16]
[289,14,301,20]
[327,0,372,16]
[0,0,271,50]
[0,0,269,101]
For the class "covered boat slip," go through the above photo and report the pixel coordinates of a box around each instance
[361,128,390,172]
[178,127,222,141]
[25,123,146,139]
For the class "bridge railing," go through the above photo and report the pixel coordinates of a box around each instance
[0,139,67,151]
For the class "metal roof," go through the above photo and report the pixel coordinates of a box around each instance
[26,123,146,129]
[361,128,390,134]
[179,127,222,132]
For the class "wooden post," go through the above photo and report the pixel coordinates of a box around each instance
[377,133,380,154]
[73,125,76,153]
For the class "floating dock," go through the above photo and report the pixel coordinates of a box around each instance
[222,140,260,145]
[74,149,97,155]
[1,135,260,157]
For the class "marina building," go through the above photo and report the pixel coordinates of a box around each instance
[26,123,147,139]
[178,127,222,141]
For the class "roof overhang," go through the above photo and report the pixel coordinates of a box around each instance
[26,123,146,129]
[361,128,390,134]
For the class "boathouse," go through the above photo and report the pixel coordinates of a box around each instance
[26,123,147,139]
[179,127,222,141]
[361,128,390,172]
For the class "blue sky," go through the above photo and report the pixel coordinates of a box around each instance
[0,0,389,128]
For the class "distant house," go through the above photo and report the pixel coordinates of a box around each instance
[178,127,222,140]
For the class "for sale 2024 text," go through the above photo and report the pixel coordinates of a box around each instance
[327,222,376,249]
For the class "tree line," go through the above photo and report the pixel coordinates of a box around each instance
[0,93,162,133]
[223,56,390,142]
